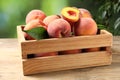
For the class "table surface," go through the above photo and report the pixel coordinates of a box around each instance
[0,36,120,80]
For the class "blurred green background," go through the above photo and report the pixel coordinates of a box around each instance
[0,0,120,38]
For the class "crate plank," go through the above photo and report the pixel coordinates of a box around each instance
[21,32,112,56]
[23,51,111,75]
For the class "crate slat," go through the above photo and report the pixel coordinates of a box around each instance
[21,31,112,57]
[23,51,112,75]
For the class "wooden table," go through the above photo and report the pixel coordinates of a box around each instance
[0,36,120,80]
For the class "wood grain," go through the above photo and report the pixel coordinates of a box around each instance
[23,51,111,75]
[0,37,120,80]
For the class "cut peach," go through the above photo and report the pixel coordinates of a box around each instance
[61,7,80,22]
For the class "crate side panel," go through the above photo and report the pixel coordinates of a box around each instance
[17,26,25,42]
[17,26,27,59]
[23,51,112,75]
[22,34,112,55]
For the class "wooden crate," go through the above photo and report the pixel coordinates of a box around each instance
[17,25,113,75]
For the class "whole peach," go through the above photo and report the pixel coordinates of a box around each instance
[74,18,97,36]
[85,48,100,52]
[23,31,35,40]
[59,49,81,55]
[47,19,71,38]
[24,19,46,31]
[35,52,58,57]
[79,8,92,18]
[26,9,46,24]
[23,19,46,40]
[43,15,61,26]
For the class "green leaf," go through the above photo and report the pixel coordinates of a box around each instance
[24,27,49,40]
[97,24,107,30]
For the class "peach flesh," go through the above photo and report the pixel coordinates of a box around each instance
[47,19,71,38]
[67,11,76,16]
[61,7,80,22]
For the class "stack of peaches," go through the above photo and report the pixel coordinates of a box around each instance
[23,7,99,58]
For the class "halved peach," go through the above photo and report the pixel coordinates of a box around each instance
[61,7,80,22]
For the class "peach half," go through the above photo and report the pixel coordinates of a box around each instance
[61,7,80,22]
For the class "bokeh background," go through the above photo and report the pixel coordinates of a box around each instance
[0,0,120,38]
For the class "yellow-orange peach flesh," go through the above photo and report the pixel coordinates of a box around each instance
[61,7,80,22]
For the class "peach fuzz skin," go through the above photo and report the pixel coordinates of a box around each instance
[23,19,46,40]
[35,52,58,57]
[26,10,46,24]
[47,19,71,38]
[24,19,47,31]
[79,8,92,18]
[59,49,82,55]
[74,18,97,36]
[43,15,61,26]
[85,48,100,52]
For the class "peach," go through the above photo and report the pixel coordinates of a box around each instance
[24,19,46,31]
[35,52,58,57]
[47,19,71,38]
[23,31,35,40]
[79,8,92,18]
[61,7,80,22]
[26,9,46,24]
[23,19,47,40]
[85,48,100,52]
[74,18,98,36]
[43,15,61,26]
[59,49,81,55]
